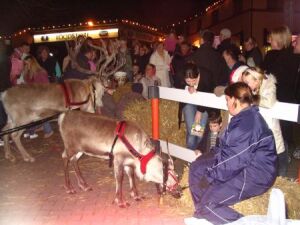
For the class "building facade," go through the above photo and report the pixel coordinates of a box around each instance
[187,0,300,51]
[10,20,164,48]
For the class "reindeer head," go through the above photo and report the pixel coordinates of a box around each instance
[136,139,182,198]
[89,77,105,108]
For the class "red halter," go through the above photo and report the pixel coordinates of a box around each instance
[60,82,90,108]
[115,121,156,174]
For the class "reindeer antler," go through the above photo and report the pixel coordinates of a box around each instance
[65,38,126,80]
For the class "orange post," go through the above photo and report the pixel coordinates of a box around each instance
[151,98,159,140]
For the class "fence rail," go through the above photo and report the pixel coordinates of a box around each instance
[151,86,300,162]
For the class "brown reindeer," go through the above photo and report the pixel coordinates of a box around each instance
[1,78,105,162]
[1,38,126,163]
[58,110,181,207]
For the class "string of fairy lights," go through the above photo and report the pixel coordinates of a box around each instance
[0,0,225,40]
[0,19,160,40]
[162,0,225,31]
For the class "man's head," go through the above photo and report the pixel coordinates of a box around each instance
[180,42,190,55]
[37,45,50,61]
[222,44,240,67]
[201,30,215,46]
[220,28,231,42]
[244,37,257,52]
[293,35,300,54]
[19,42,30,55]
[145,64,156,77]
[80,44,94,60]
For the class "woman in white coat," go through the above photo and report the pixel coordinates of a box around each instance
[240,67,287,176]
[150,42,171,87]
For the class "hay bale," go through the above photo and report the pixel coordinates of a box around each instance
[232,177,300,219]
[124,99,186,147]
[112,83,132,103]
[177,167,300,219]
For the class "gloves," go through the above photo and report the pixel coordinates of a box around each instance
[214,86,226,97]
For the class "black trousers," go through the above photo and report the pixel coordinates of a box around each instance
[0,101,7,130]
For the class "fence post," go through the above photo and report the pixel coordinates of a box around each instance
[148,86,160,153]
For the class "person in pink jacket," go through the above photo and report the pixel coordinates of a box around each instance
[23,55,54,139]
[10,42,30,85]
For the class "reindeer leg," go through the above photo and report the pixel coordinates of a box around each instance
[3,134,16,162]
[124,166,143,201]
[71,153,92,192]
[11,130,35,162]
[62,150,76,194]
[113,163,129,208]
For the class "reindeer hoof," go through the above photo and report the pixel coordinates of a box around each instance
[5,153,16,163]
[113,198,130,208]
[64,185,76,194]
[134,196,143,201]
[82,186,93,192]
[118,202,130,208]
[79,183,92,192]
[24,156,35,163]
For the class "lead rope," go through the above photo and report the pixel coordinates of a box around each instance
[108,121,124,168]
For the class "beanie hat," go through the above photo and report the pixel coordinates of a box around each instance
[230,65,249,83]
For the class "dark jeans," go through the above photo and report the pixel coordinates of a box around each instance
[0,101,7,130]
[277,149,288,177]
[280,120,294,149]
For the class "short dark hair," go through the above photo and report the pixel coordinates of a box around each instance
[19,42,30,47]
[147,63,156,70]
[180,41,190,48]
[80,44,93,55]
[223,44,241,61]
[208,111,222,124]
[245,36,257,46]
[202,30,215,45]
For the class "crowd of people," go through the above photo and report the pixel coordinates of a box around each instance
[1,24,300,224]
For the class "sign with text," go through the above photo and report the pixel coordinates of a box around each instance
[33,28,118,43]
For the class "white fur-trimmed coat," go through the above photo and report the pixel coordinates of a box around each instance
[259,74,285,154]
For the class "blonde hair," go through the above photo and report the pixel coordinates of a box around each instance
[24,55,46,80]
[241,67,266,105]
[270,26,292,49]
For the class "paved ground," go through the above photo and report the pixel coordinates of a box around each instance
[0,123,299,225]
[0,124,189,225]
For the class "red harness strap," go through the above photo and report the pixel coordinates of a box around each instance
[115,121,156,174]
[60,82,90,108]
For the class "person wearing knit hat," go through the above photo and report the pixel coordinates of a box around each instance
[230,65,249,83]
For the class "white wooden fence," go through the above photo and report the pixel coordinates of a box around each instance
[156,87,300,163]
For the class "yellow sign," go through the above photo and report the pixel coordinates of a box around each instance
[33,28,119,43]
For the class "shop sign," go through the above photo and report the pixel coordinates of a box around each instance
[33,28,118,43]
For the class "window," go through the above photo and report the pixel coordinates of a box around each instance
[212,10,219,25]
[267,0,284,10]
[233,0,243,13]
[197,18,202,31]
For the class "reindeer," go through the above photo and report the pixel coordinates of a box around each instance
[58,110,181,207]
[1,38,126,163]
[1,78,105,162]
